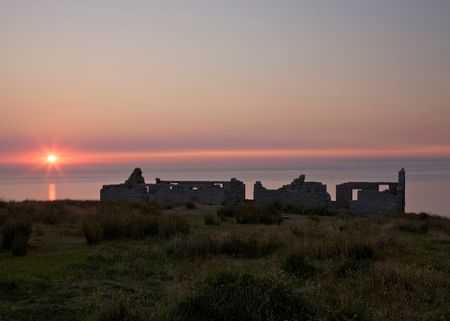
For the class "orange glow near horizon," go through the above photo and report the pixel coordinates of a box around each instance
[1,145,450,165]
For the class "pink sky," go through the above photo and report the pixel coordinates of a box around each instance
[1,1,449,165]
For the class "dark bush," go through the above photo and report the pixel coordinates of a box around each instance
[82,215,103,245]
[166,232,282,259]
[185,202,196,210]
[335,259,362,278]
[81,207,162,245]
[0,209,8,225]
[160,215,190,238]
[39,202,70,225]
[346,243,375,261]
[169,272,313,321]
[328,302,373,321]
[217,233,281,258]
[422,309,450,321]
[218,205,282,225]
[2,215,33,256]
[235,205,282,225]
[217,206,237,218]
[91,295,145,321]
[270,203,337,216]
[203,214,217,225]
[398,222,429,234]
[282,252,316,279]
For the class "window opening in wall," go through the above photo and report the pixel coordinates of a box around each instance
[352,189,362,200]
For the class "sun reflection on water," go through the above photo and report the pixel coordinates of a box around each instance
[48,183,56,201]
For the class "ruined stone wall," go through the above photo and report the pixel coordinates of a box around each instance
[349,190,403,213]
[100,184,148,203]
[148,181,225,205]
[253,176,331,209]
[100,168,406,214]
[335,169,406,214]
[100,169,245,205]
[148,178,245,205]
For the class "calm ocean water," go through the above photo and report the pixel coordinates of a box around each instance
[0,158,449,217]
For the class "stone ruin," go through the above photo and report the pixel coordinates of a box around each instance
[100,168,406,214]
[253,175,331,209]
[100,168,245,205]
[100,168,149,203]
[335,168,406,213]
[254,169,405,213]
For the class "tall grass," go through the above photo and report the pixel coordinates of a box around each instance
[1,213,33,256]
[270,202,337,216]
[166,231,283,259]
[203,213,218,225]
[89,294,146,321]
[281,252,317,280]
[81,206,189,244]
[217,205,283,225]
[185,202,196,210]
[159,215,190,239]
[168,271,313,321]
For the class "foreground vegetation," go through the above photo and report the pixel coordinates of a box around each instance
[0,200,449,321]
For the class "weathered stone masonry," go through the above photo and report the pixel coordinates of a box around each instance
[253,175,331,209]
[335,168,405,213]
[100,168,245,205]
[101,168,406,214]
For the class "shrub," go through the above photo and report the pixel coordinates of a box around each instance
[398,222,428,234]
[328,302,373,321]
[81,207,162,245]
[185,202,196,210]
[270,203,337,216]
[11,233,30,256]
[305,232,382,262]
[235,205,282,225]
[166,232,282,259]
[282,252,316,279]
[422,309,450,321]
[164,204,174,210]
[82,215,103,245]
[346,243,375,261]
[1,215,33,256]
[216,232,281,258]
[169,271,313,321]
[203,214,217,225]
[39,202,71,225]
[217,206,237,218]
[0,208,8,225]
[90,294,145,321]
[160,215,190,239]
[218,205,282,225]
[0,199,7,210]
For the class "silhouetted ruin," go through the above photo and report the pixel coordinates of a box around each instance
[254,175,331,209]
[335,168,405,213]
[100,168,406,213]
[101,169,245,205]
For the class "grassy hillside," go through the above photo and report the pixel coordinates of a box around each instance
[0,201,449,321]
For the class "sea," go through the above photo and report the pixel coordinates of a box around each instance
[0,158,449,217]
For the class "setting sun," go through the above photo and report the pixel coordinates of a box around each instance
[47,154,58,164]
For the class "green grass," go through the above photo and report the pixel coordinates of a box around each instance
[0,201,449,321]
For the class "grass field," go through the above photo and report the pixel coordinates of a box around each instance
[0,201,449,321]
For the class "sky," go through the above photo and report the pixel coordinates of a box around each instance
[1,0,450,164]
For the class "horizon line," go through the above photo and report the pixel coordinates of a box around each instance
[1,145,450,165]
